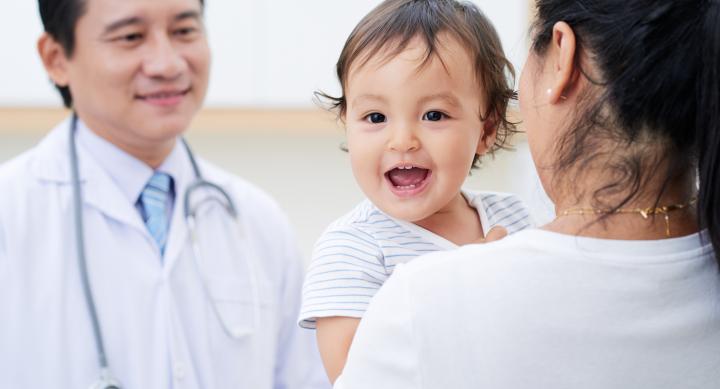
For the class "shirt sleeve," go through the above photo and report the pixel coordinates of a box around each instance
[299,226,387,329]
[483,193,534,234]
[334,264,421,389]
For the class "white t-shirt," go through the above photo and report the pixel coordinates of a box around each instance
[335,229,720,389]
[298,190,532,329]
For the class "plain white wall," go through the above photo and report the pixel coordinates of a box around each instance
[0,0,528,107]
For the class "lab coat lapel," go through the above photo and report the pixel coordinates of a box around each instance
[160,143,196,272]
[80,159,149,236]
[30,119,149,237]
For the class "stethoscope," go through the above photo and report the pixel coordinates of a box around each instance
[69,113,260,389]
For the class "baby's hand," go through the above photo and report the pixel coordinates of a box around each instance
[475,226,508,244]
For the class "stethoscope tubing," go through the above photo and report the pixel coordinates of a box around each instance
[69,113,110,371]
[69,113,247,388]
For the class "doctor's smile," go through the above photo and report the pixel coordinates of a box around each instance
[50,0,212,159]
[135,87,192,107]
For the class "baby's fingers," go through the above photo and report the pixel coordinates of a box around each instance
[475,226,508,244]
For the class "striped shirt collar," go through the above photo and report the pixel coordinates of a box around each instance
[384,189,486,250]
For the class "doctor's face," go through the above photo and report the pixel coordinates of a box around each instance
[56,0,209,159]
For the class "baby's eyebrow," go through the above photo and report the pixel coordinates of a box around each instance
[417,93,461,108]
[354,94,388,105]
[350,94,389,110]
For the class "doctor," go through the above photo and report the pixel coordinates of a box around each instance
[0,0,328,388]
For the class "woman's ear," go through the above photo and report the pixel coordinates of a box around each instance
[37,33,70,88]
[545,21,578,104]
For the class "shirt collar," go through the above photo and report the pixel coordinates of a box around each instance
[76,119,189,204]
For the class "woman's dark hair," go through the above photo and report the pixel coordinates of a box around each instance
[531,0,720,264]
[318,0,518,169]
[37,0,205,108]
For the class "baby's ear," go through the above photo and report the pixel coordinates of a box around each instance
[476,114,498,155]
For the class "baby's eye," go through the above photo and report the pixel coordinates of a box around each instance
[365,113,387,124]
[422,111,446,121]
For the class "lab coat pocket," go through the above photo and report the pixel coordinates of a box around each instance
[205,276,277,340]
[204,277,279,389]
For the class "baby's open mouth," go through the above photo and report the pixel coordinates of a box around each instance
[385,166,430,190]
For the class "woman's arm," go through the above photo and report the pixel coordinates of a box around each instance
[315,317,361,383]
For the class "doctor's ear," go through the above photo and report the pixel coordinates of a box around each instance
[475,115,498,155]
[37,33,70,88]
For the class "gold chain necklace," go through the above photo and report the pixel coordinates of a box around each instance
[558,198,697,237]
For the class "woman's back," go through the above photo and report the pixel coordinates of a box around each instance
[338,230,720,388]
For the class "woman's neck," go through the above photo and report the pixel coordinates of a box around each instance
[548,175,699,240]
[544,210,699,240]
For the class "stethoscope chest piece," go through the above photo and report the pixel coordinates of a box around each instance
[89,376,122,389]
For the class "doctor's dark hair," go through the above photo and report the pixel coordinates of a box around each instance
[37,0,205,108]
[317,0,517,168]
[531,0,720,263]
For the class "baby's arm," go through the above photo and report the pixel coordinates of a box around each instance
[316,316,361,383]
[298,224,387,383]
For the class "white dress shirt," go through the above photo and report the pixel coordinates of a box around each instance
[77,122,178,230]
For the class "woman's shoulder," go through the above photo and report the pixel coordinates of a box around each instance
[396,229,714,298]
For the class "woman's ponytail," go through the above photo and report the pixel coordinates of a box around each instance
[697,0,720,265]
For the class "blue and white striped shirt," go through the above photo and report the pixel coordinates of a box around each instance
[299,190,532,329]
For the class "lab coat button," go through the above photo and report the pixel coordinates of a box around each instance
[173,363,186,380]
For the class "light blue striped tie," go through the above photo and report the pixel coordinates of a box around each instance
[140,172,172,255]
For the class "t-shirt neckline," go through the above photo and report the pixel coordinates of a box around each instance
[515,228,713,260]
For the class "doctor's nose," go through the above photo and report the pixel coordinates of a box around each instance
[142,35,187,80]
[387,124,420,153]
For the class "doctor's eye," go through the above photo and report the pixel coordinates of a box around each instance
[123,33,144,42]
[115,33,144,43]
[174,27,199,38]
[365,112,387,124]
[422,111,447,122]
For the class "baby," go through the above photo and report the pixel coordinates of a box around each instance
[299,0,533,382]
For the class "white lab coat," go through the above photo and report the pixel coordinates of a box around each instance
[0,119,329,389]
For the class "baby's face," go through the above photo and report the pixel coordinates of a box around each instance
[344,35,492,223]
